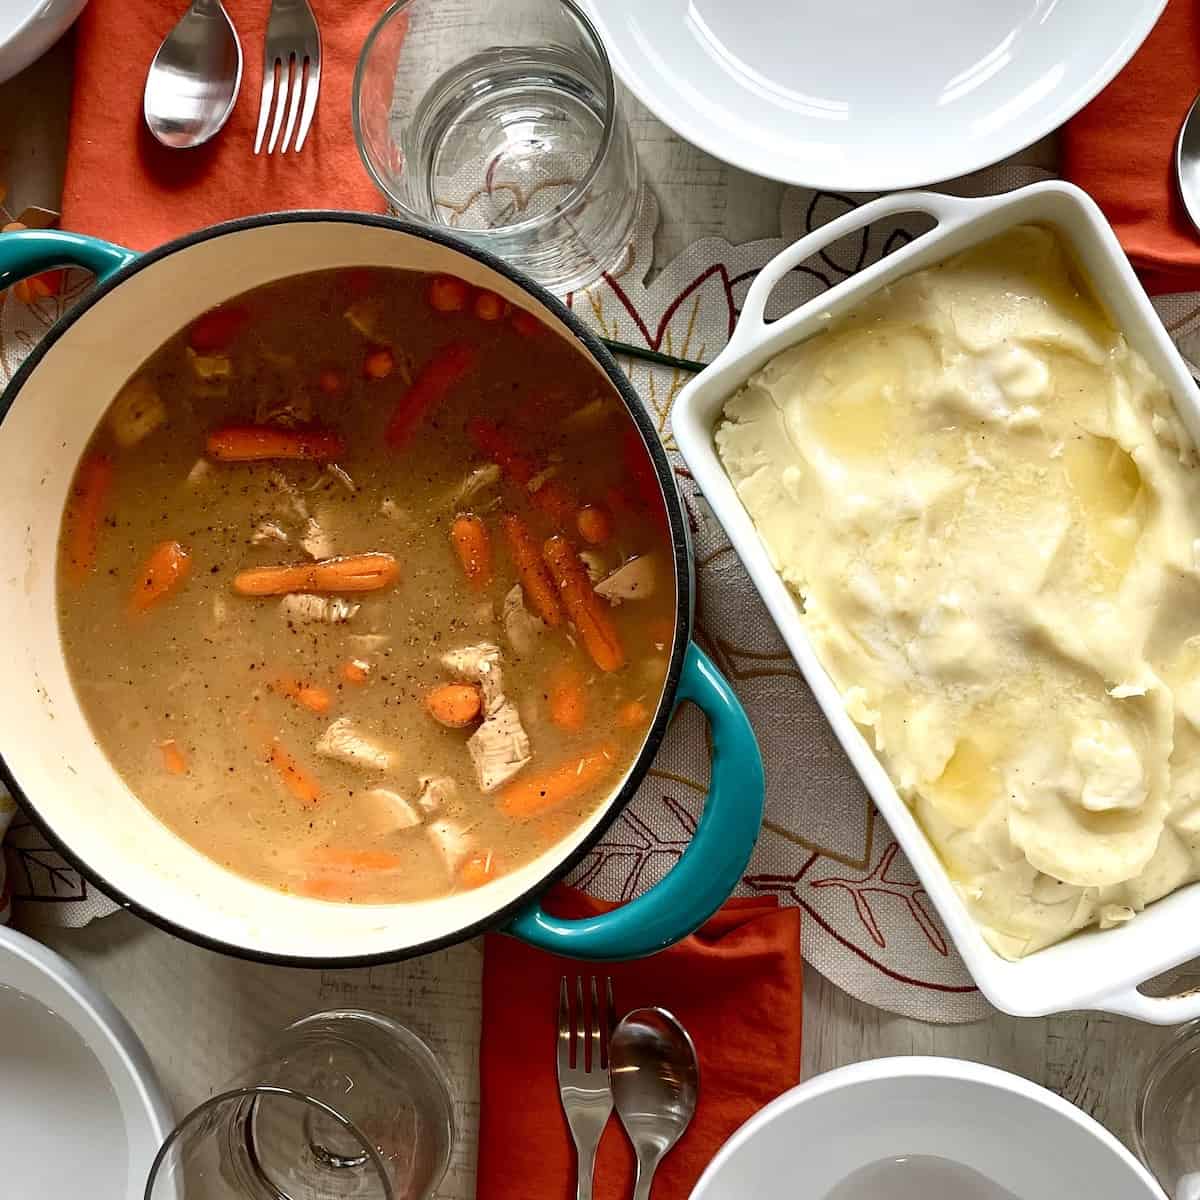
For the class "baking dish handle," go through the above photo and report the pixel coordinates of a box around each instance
[504,642,764,960]
[1093,982,1200,1025]
[731,190,991,350]
[0,227,136,291]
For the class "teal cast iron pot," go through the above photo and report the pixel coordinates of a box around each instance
[0,213,764,965]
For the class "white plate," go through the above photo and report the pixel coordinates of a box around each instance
[581,0,1164,190]
[689,1058,1165,1199]
[0,924,173,1199]
[0,0,88,85]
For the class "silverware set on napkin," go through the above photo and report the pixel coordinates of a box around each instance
[143,0,321,152]
[559,976,700,1200]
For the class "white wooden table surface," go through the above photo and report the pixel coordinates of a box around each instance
[0,30,1177,1192]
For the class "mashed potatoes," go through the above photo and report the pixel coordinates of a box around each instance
[716,225,1200,958]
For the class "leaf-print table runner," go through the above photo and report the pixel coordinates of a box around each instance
[10,163,1200,1021]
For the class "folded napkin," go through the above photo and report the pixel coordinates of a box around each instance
[476,887,802,1200]
[61,0,384,250]
[1062,0,1200,294]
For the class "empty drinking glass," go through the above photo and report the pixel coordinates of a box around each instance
[353,0,640,293]
[144,1010,454,1200]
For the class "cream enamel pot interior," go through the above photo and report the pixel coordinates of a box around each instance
[672,181,1200,1021]
[0,213,764,966]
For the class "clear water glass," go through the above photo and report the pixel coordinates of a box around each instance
[1134,1019,1200,1198]
[144,1010,454,1200]
[352,0,640,294]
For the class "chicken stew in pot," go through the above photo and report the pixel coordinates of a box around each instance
[56,269,675,903]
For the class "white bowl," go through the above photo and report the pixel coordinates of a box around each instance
[689,1058,1165,1200]
[0,924,172,1199]
[672,180,1200,1022]
[581,0,1163,190]
[0,0,88,85]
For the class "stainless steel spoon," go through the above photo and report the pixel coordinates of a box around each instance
[143,0,243,149]
[1176,90,1200,236]
[610,1007,699,1200]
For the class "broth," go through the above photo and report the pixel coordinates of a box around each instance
[56,269,675,903]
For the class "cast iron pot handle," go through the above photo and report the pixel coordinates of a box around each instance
[0,228,136,292]
[505,642,764,959]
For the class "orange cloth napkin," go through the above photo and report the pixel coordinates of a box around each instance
[476,887,802,1200]
[1062,1,1200,294]
[60,0,384,250]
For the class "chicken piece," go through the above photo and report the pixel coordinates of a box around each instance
[417,775,458,815]
[363,787,422,832]
[315,717,395,771]
[441,641,505,713]
[562,397,611,434]
[268,471,311,521]
[427,819,473,874]
[379,497,412,523]
[212,594,228,625]
[255,391,314,429]
[280,593,360,624]
[468,699,532,792]
[185,348,233,398]
[251,520,289,546]
[502,584,547,657]
[109,375,166,447]
[578,549,607,585]
[299,515,334,559]
[345,298,387,342]
[347,633,391,653]
[594,555,658,603]
[325,464,357,493]
[186,459,212,488]
[452,463,502,507]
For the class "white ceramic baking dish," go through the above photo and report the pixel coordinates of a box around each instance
[673,180,1200,1022]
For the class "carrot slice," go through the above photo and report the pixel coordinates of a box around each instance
[548,666,588,732]
[428,275,471,314]
[307,847,405,871]
[295,874,349,901]
[510,309,543,337]
[499,514,563,627]
[449,514,493,590]
[576,504,613,545]
[233,553,399,596]
[268,737,321,804]
[273,675,333,715]
[542,535,626,672]
[499,744,616,817]
[159,739,188,775]
[189,305,247,352]
[459,850,500,888]
[207,425,344,462]
[130,540,192,613]
[363,346,395,380]
[64,454,113,583]
[385,341,477,447]
[318,368,345,395]
[473,290,506,321]
[529,477,577,526]
[425,682,483,728]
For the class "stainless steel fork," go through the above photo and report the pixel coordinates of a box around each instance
[253,0,321,155]
[558,976,615,1200]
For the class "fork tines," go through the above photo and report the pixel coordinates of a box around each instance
[254,0,322,155]
[558,975,616,1075]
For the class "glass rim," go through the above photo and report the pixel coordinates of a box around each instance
[351,0,620,240]
[143,1084,396,1200]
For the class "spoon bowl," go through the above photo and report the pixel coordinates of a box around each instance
[144,0,242,149]
[610,1006,699,1200]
